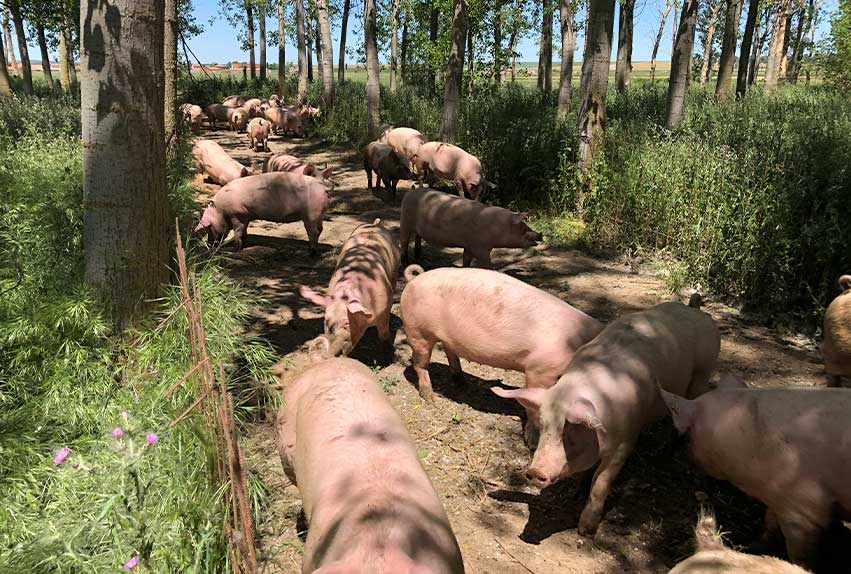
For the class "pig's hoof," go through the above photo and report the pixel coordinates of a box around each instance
[418,388,435,403]
[577,514,601,538]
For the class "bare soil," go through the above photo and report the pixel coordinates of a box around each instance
[191,126,837,574]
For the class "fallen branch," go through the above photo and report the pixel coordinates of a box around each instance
[494,539,542,574]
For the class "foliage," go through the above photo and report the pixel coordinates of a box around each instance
[818,0,851,90]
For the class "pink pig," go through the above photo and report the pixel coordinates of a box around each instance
[300,219,401,358]
[822,274,851,387]
[276,358,466,574]
[378,126,426,160]
[411,142,494,201]
[247,117,271,152]
[263,153,319,177]
[192,139,252,185]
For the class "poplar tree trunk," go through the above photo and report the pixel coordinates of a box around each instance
[390,0,400,94]
[338,0,350,81]
[364,0,380,138]
[577,0,616,175]
[37,25,55,90]
[786,0,806,83]
[508,25,518,82]
[736,0,760,96]
[80,0,169,328]
[65,10,78,85]
[749,9,768,84]
[307,25,313,81]
[650,0,674,82]
[2,9,17,73]
[715,0,742,100]
[700,0,721,85]
[537,0,553,92]
[466,23,475,94]
[278,0,286,96]
[259,1,267,81]
[665,0,699,129]
[314,20,323,86]
[59,22,71,89]
[0,33,10,95]
[441,0,467,142]
[164,0,178,149]
[670,0,681,56]
[400,14,408,82]
[427,6,439,94]
[10,2,33,94]
[615,0,635,92]
[764,0,790,89]
[493,0,503,83]
[245,0,257,80]
[295,0,308,100]
[557,0,576,115]
[317,0,334,105]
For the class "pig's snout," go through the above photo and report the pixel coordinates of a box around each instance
[525,467,552,488]
[525,230,544,246]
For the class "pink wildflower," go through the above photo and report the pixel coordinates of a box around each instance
[123,556,139,570]
[53,447,70,465]
[145,433,159,445]
[111,427,124,439]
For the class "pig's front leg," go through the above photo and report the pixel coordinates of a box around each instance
[578,442,634,537]
[377,314,394,359]
[444,348,464,382]
[230,218,247,250]
[304,220,323,256]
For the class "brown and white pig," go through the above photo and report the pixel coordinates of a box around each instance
[240,97,263,117]
[194,172,330,252]
[264,107,305,137]
[378,126,426,160]
[493,301,720,536]
[411,142,494,201]
[660,380,851,568]
[276,358,465,574]
[401,265,602,437]
[263,153,318,176]
[399,188,542,268]
[228,107,249,132]
[247,117,271,152]
[822,274,851,387]
[192,139,252,185]
[204,103,232,128]
[363,142,413,201]
[222,94,252,106]
[300,219,401,358]
[669,512,812,574]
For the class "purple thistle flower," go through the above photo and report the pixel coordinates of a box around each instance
[111,427,124,439]
[53,447,70,465]
[123,556,139,570]
[145,433,159,445]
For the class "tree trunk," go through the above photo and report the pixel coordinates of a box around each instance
[716,0,742,100]
[493,0,503,83]
[427,6,439,95]
[364,0,380,138]
[0,30,10,96]
[245,0,257,80]
[65,9,78,85]
[557,0,576,115]
[764,0,790,89]
[441,0,467,142]
[650,0,674,82]
[615,0,635,92]
[259,1,267,81]
[537,0,553,92]
[295,0,308,100]
[10,2,33,94]
[749,8,767,84]
[670,0,681,56]
[400,13,408,83]
[390,0,400,94]
[804,0,818,81]
[466,22,475,94]
[164,0,178,149]
[665,0,699,129]
[577,0,616,174]
[278,0,286,96]
[59,21,71,89]
[786,0,808,83]
[307,25,313,81]
[317,0,334,104]
[80,0,169,328]
[700,0,721,85]
[338,0,350,82]
[736,0,759,96]
[37,25,55,90]
[314,19,324,87]
[3,9,16,73]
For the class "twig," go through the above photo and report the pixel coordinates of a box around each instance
[169,384,214,427]
[180,31,215,81]
[494,539,542,574]
[154,296,189,333]
[163,357,209,397]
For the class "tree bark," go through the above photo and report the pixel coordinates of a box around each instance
[338,0,350,81]
[615,0,635,92]
[557,0,576,115]
[749,8,768,84]
[736,0,760,96]
[65,9,78,86]
[715,0,742,100]
[295,0,308,100]
[259,1,267,81]
[314,19,323,86]
[786,0,807,82]
[365,0,380,138]
[390,0,400,94]
[278,0,286,96]
[665,0,699,129]
[245,0,257,80]
[577,0,616,174]
[650,0,674,82]
[493,0,503,83]
[316,0,334,104]
[80,0,169,328]
[537,0,553,92]
[700,0,721,85]
[306,23,313,81]
[670,0,681,56]
[400,13,408,82]
[36,25,55,90]
[10,1,33,94]
[427,6,439,94]
[466,21,475,94]
[164,0,178,149]
[764,0,790,89]
[59,20,71,89]
[3,9,17,73]
[0,29,10,95]
[441,0,467,141]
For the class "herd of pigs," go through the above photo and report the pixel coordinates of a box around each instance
[185,93,851,574]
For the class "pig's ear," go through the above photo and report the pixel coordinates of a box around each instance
[511,212,530,225]
[372,218,381,226]
[308,336,332,363]
[321,166,334,179]
[346,299,373,318]
[659,387,697,433]
[565,398,605,432]
[299,285,328,307]
[714,372,747,390]
[193,220,209,232]
[491,386,546,411]
[240,166,251,177]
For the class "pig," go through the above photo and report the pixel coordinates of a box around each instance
[292,103,321,119]
[204,103,232,128]
[264,107,305,137]
[193,172,330,252]
[247,117,271,152]
[411,142,494,201]
[192,139,252,185]
[378,126,426,160]
[401,265,603,439]
[179,104,206,131]
[660,380,851,568]
[228,107,249,132]
[263,153,319,177]
[822,274,851,387]
[493,301,720,536]
[669,512,812,574]
[363,142,413,201]
[276,358,465,574]
[299,219,401,358]
[222,95,253,106]
[399,188,542,268]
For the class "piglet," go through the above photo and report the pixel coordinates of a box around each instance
[194,172,329,252]
[276,358,465,574]
[412,142,494,201]
[660,380,851,568]
[493,301,720,536]
[192,139,252,185]
[822,274,851,387]
[247,117,271,152]
[363,142,412,201]
[400,188,542,268]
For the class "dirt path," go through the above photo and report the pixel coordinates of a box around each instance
[191,126,826,574]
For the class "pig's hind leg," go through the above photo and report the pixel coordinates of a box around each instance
[777,500,833,567]
[409,335,436,401]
